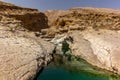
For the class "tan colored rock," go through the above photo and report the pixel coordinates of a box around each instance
[0,1,49,32]
[45,7,120,36]
[0,24,55,80]
[0,1,55,80]
[47,8,120,74]
[66,28,120,74]
[1,0,120,78]
[68,29,114,71]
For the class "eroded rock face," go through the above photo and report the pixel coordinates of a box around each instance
[0,37,51,80]
[51,29,120,74]
[0,1,49,32]
[46,8,120,74]
[0,1,55,80]
[68,29,120,73]
[0,22,55,80]
[1,0,120,79]
[44,8,120,36]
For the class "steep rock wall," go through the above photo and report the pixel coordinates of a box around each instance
[0,1,55,80]
[45,8,120,74]
[0,1,49,31]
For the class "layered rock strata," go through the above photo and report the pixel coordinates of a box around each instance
[1,0,120,79]
[0,1,54,80]
[45,8,120,74]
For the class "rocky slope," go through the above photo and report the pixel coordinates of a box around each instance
[0,1,55,80]
[44,8,120,74]
[0,1,49,31]
[1,0,120,79]
[45,8,120,35]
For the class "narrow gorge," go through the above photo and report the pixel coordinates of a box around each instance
[0,1,120,80]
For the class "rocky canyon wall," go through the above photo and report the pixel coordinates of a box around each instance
[1,1,120,80]
[0,1,55,80]
[44,8,120,74]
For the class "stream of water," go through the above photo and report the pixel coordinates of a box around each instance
[37,54,120,80]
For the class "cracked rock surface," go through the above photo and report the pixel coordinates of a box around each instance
[69,29,120,74]
[46,8,120,74]
[0,1,55,80]
[0,24,55,80]
[1,0,120,79]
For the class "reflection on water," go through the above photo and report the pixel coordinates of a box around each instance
[37,54,120,80]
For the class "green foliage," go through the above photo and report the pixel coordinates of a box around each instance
[62,41,70,54]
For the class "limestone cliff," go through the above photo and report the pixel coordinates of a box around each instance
[0,1,55,80]
[44,8,120,74]
[1,0,120,79]
[0,1,48,31]
[45,8,120,34]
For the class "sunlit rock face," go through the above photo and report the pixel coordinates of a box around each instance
[0,34,54,80]
[68,29,120,74]
[45,7,120,74]
[0,1,49,32]
[0,1,55,80]
[1,0,120,79]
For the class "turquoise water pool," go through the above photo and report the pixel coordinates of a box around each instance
[37,54,120,80]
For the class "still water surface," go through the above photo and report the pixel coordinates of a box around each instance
[37,54,120,80]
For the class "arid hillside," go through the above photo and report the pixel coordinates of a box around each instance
[44,8,120,75]
[1,0,120,80]
[0,1,49,32]
[44,7,120,37]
